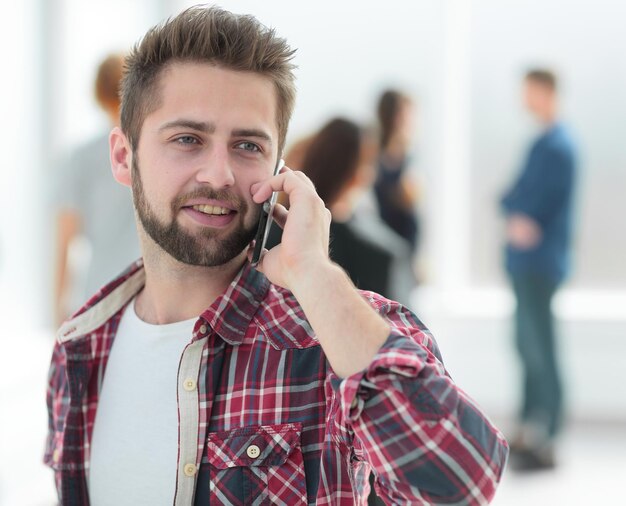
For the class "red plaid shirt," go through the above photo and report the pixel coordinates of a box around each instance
[45,260,508,505]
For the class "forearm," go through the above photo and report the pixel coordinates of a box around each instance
[289,261,390,378]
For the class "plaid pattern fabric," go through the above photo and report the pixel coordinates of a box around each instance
[45,260,508,505]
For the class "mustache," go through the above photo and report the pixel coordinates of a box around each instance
[171,188,247,211]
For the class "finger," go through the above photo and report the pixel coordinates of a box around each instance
[251,168,316,203]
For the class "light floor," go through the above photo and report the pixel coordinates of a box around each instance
[1,330,624,506]
[493,423,626,506]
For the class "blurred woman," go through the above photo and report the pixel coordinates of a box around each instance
[271,118,415,305]
[374,89,421,253]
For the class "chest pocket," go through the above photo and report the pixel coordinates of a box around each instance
[204,423,307,505]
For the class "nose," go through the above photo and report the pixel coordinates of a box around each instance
[195,148,235,189]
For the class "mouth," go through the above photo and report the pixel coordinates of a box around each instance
[190,204,234,216]
[181,204,238,228]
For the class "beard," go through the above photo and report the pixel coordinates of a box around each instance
[131,157,260,267]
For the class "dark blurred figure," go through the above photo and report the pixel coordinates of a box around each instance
[501,69,577,471]
[374,90,421,253]
[300,119,391,297]
[270,121,389,295]
[53,53,140,325]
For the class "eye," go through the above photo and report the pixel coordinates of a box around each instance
[174,135,200,145]
[235,141,261,153]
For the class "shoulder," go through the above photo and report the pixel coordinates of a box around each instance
[62,132,112,185]
[358,289,441,358]
[543,124,577,158]
[253,282,319,350]
[57,260,144,342]
[359,289,427,330]
[68,132,110,163]
[254,280,430,350]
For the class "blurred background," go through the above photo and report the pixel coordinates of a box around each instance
[1,0,624,504]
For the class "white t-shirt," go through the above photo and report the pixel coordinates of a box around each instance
[89,298,196,506]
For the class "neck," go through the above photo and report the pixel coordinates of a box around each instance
[135,237,247,325]
[383,136,408,162]
[330,186,362,223]
[538,103,558,127]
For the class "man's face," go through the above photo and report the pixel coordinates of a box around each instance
[523,79,553,119]
[130,62,279,267]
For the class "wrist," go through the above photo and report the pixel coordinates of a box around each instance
[288,258,346,300]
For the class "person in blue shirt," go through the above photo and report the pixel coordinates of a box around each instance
[501,69,577,471]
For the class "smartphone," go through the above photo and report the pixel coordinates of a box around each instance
[250,158,285,266]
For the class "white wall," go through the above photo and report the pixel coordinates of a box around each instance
[175,0,445,145]
[0,1,41,327]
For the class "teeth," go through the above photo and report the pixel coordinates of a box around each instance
[192,205,231,215]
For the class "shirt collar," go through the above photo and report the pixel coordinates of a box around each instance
[199,262,270,345]
[57,259,270,346]
[57,260,145,343]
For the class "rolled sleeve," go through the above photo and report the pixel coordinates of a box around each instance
[331,301,509,505]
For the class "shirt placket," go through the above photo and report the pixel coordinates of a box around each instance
[173,319,225,505]
[62,338,94,505]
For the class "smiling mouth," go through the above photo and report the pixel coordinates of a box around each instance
[190,205,234,216]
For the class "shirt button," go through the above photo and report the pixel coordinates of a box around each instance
[199,324,208,335]
[246,445,261,459]
[183,463,197,477]
[52,449,60,463]
[183,378,196,391]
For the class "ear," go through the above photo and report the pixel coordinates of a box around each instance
[110,127,133,187]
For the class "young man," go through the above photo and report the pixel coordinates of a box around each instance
[501,69,577,471]
[46,7,508,505]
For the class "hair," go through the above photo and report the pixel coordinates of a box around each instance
[94,53,125,113]
[300,118,362,207]
[525,69,557,91]
[120,6,297,153]
[377,89,410,150]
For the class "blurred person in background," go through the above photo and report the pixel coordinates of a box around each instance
[53,53,140,325]
[269,118,416,307]
[374,89,421,255]
[501,69,577,471]
[45,7,508,504]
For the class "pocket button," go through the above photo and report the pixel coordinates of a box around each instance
[246,444,261,459]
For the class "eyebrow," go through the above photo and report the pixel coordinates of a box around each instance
[232,128,273,146]
[159,119,215,133]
